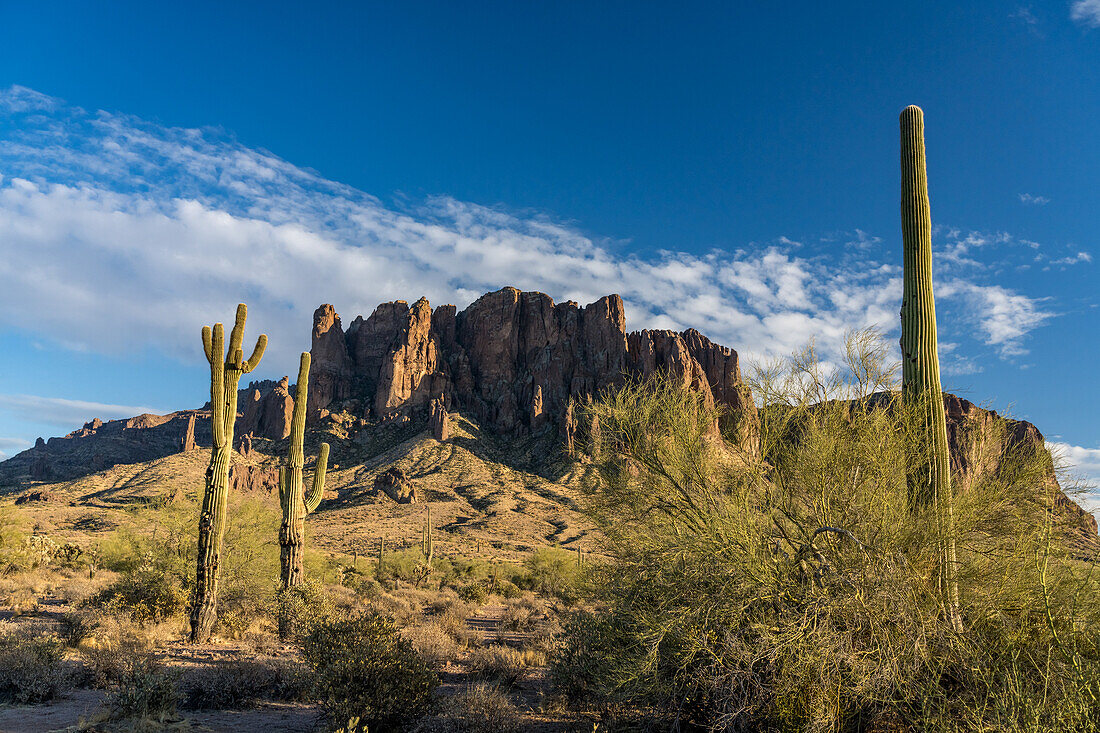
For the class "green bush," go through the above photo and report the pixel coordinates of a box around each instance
[87,563,190,623]
[0,632,68,704]
[456,582,488,604]
[275,579,335,641]
[520,548,579,600]
[302,612,439,731]
[553,332,1100,732]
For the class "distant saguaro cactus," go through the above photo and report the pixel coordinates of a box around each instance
[422,504,434,564]
[278,352,330,640]
[899,105,962,632]
[190,304,267,643]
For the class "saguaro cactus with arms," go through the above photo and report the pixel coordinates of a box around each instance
[278,352,330,639]
[190,304,267,643]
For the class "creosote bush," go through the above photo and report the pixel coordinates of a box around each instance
[302,611,439,731]
[0,631,68,704]
[554,330,1100,732]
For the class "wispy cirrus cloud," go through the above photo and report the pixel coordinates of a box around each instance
[0,85,1057,386]
[1071,0,1100,27]
[1018,192,1049,205]
[0,394,166,429]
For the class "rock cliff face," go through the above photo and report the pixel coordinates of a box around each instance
[308,288,757,449]
[943,394,1098,538]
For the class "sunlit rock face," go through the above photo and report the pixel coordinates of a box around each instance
[306,286,757,452]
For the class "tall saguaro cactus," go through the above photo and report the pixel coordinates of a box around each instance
[190,304,267,643]
[899,105,962,632]
[278,352,330,639]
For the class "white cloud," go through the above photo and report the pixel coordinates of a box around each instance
[0,86,1057,389]
[1071,0,1100,27]
[936,281,1053,357]
[1047,442,1100,526]
[1049,251,1092,265]
[1018,193,1050,205]
[0,394,166,430]
[0,437,31,460]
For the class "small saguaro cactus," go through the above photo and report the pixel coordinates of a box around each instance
[899,105,962,633]
[421,504,434,565]
[278,352,330,639]
[190,304,267,643]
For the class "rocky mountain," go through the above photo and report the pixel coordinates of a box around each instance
[0,286,1095,552]
[306,287,757,449]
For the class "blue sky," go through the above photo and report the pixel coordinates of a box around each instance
[0,1,1097,512]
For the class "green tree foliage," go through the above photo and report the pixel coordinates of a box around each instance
[555,330,1100,731]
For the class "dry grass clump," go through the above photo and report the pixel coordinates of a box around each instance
[402,620,462,668]
[499,594,542,631]
[178,658,308,709]
[413,682,522,733]
[468,645,543,687]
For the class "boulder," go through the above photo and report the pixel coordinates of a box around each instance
[375,467,416,503]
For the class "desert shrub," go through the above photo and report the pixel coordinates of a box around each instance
[413,683,521,733]
[377,547,429,585]
[105,655,178,721]
[499,595,541,631]
[402,621,461,668]
[0,632,68,703]
[274,579,337,641]
[426,594,474,639]
[553,331,1100,731]
[519,547,579,600]
[468,645,539,687]
[548,611,621,706]
[179,659,308,709]
[456,582,488,604]
[97,493,283,628]
[88,562,189,623]
[302,611,439,730]
[342,565,384,598]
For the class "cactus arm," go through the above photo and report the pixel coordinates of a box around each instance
[243,334,268,373]
[227,304,247,366]
[209,323,226,448]
[305,442,328,514]
[202,326,214,363]
[278,465,288,509]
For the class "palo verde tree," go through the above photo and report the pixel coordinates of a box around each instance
[899,105,962,632]
[190,304,267,643]
[278,352,329,640]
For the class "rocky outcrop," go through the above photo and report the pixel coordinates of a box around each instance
[228,464,279,494]
[0,410,214,483]
[429,398,449,442]
[306,288,758,453]
[307,304,351,418]
[15,489,57,504]
[375,467,416,503]
[181,414,196,452]
[237,378,294,441]
[943,394,1098,538]
[30,454,52,480]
